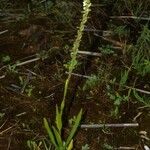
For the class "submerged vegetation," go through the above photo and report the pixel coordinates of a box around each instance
[0,0,150,149]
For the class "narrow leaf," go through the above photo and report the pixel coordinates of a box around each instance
[60,99,65,114]
[56,105,62,134]
[133,89,144,103]
[43,118,57,148]
[67,140,73,150]
[52,126,63,147]
[66,109,82,146]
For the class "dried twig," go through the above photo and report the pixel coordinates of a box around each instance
[114,82,150,95]
[0,30,8,35]
[0,123,18,135]
[0,56,39,71]
[81,123,139,128]
[133,112,143,122]
[78,47,121,57]
[65,72,91,79]
[15,57,40,67]
[26,69,38,76]
[0,75,6,79]
[65,72,150,95]
[123,85,150,95]
[114,146,136,150]
[78,50,102,57]
[7,132,13,150]
[94,33,124,47]
[110,16,150,21]
[144,145,150,150]
[0,120,7,130]
[16,112,27,117]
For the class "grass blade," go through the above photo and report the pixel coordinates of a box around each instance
[52,126,63,147]
[55,105,62,134]
[43,118,58,148]
[67,140,73,150]
[66,109,82,146]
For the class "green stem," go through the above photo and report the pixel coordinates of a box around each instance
[62,0,91,104]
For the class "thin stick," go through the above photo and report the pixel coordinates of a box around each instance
[78,47,121,57]
[0,57,39,70]
[7,132,13,150]
[78,50,102,57]
[114,146,136,150]
[114,82,150,95]
[123,85,150,95]
[0,30,8,35]
[144,145,150,150]
[15,57,40,67]
[110,16,150,21]
[0,57,39,71]
[0,120,7,130]
[65,72,150,95]
[65,71,91,79]
[94,33,124,47]
[26,69,38,76]
[81,123,139,128]
[0,55,37,71]
[0,75,5,79]
[0,123,17,135]
[0,57,40,70]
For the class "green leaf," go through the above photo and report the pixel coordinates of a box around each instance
[2,55,11,63]
[133,90,144,103]
[60,99,65,114]
[43,118,58,148]
[67,140,73,150]
[56,105,62,134]
[120,70,129,87]
[133,90,150,107]
[113,107,119,117]
[114,98,121,106]
[66,109,82,146]
[82,144,90,150]
[52,126,63,147]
